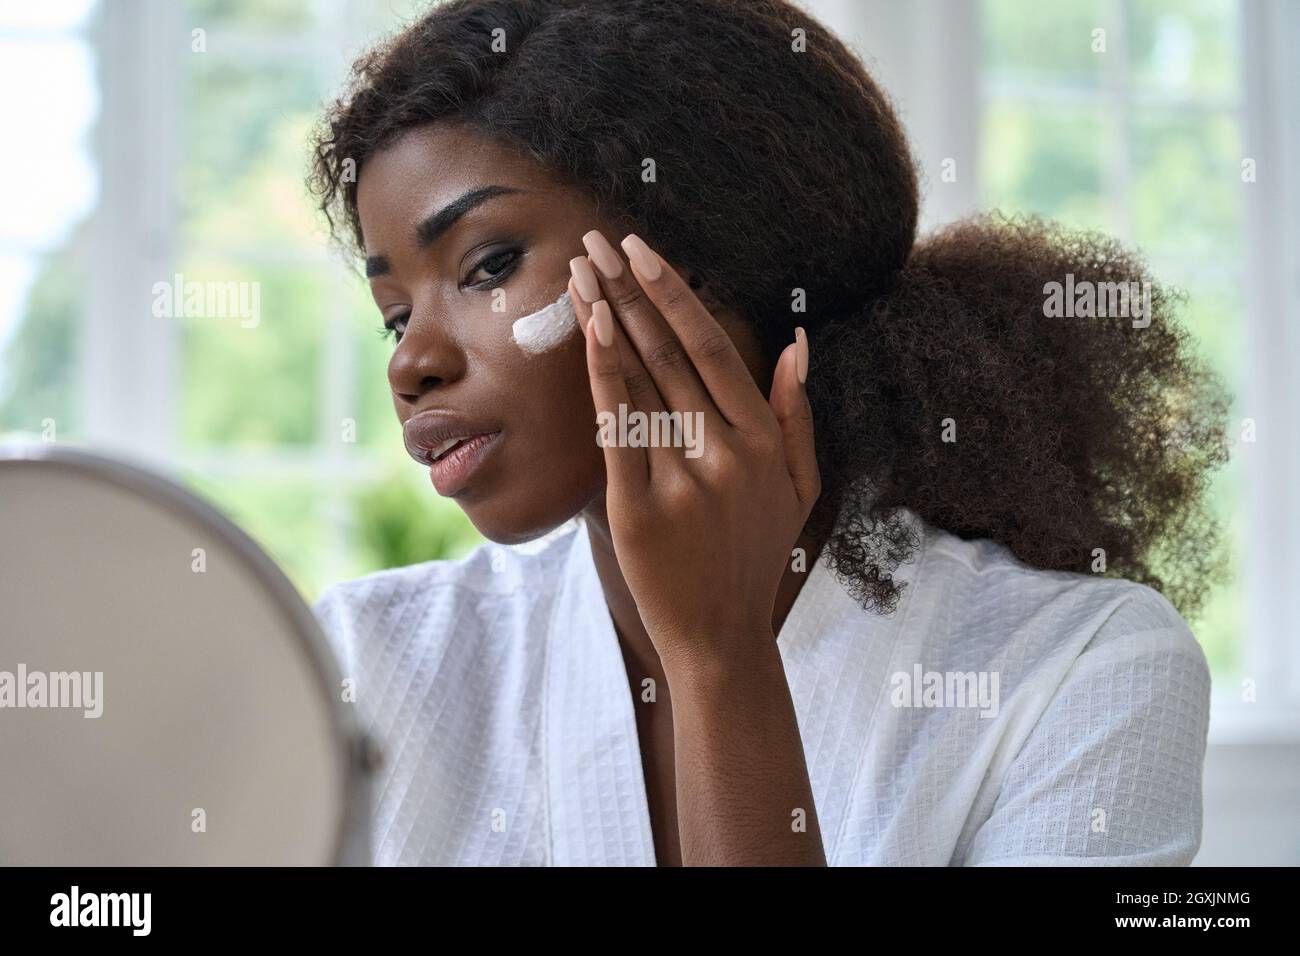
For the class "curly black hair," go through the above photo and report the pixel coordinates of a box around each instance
[308,0,1231,617]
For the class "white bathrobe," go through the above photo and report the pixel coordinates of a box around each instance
[312,509,1210,866]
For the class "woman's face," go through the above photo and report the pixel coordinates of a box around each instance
[356,122,766,544]
[356,123,614,543]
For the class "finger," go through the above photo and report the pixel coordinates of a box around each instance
[584,299,649,492]
[581,230,718,420]
[769,329,821,508]
[569,272,666,419]
[618,232,772,434]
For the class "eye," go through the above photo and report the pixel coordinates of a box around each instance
[465,247,521,288]
[378,311,409,344]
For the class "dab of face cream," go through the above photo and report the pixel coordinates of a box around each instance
[511,291,578,353]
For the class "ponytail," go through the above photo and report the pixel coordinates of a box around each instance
[805,213,1231,617]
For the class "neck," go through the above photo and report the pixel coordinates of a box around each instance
[579,497,826,682]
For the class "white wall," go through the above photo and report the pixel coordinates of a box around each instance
[1200,743,1300,865]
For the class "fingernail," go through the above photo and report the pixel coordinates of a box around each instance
[620,233,662,280]
[795,327,808,384]
[591,299,614,348]
[569,256,601,303]
[582,230,624,280]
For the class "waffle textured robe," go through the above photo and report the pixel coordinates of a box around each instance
[313,510,1210,866]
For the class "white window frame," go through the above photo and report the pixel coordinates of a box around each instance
[1235,0,1300,739]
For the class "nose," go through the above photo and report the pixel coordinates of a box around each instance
[387,322,464,405]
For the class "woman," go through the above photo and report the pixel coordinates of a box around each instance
[308,0,1229,866]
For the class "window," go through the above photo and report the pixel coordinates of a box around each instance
[0,1,98,444]
[979,0,1248,694]
[5,0,1295,730]
[812,0,1299,735]
[0,0,483,603]
[173,0,486,597]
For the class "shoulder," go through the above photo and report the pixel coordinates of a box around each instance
[907,524,1212,865]
[912,520,1208,683]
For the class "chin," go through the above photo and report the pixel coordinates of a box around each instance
[459,476,602,547]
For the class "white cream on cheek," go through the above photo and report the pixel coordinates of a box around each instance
[511,290,579,353]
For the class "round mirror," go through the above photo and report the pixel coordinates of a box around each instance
[0,444,370,865]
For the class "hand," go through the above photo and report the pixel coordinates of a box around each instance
[567,230,820,672]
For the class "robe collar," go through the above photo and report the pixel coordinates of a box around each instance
[544,512,925,865]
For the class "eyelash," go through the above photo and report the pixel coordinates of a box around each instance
[377,247,522,343]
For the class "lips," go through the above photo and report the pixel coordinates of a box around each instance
[427,432,500,496]
[402,409,502,496]
[403,410,499,465]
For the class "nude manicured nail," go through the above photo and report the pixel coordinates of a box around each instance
[795,327,809,384]
[591,300,614,347]
[621,234,662,280]
[582,230,624,280]
[569,256,601,303]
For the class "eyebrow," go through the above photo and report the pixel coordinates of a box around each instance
[364,184,523,279]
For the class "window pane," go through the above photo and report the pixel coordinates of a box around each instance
[0,6,96,443]
[176,262,324,449]
[183,472,328,599]
[353,0,442,36]
[1128,0,1240,100]
[1131,110,1242,260]
[346,468,484,582]
[981,103,1108,229]
[0,0,96,32]
[0,252,83,439]
[180,58,326,251]
[1148,277,1247,680]
[185,0,315,31]
[983,0,1106,91]
[1151,264,1244,387]
[183,0,430,36]
[178,467,483,602]
[0,38,97,247]
[1187,454,1245,682]
[334,268,401,451]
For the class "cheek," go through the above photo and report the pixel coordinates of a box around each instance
[466,343,605,543]
[511,343,600,453]
[513,345,607,504]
